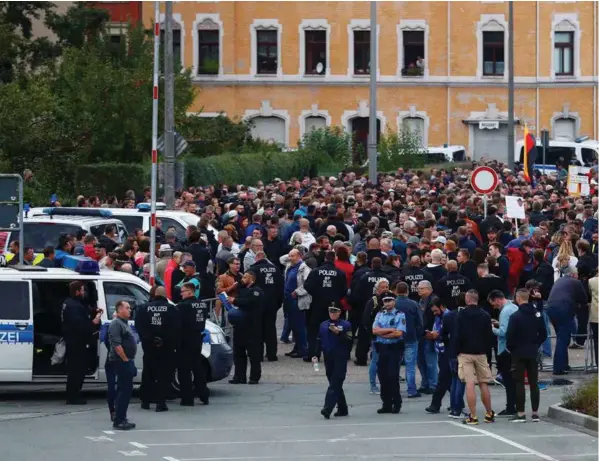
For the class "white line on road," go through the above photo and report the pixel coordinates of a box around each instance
[163,457,180,461]
[144,433,485,448]
[85,435,114,442]
[176,453,535,461]
[450,422,560,461]
[103,430,116,435]
[129,442,149,449]
[129,420,448,433]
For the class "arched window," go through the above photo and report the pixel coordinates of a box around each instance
[402,117,426,147]
[249,117,286,146]
[305,116,326,133]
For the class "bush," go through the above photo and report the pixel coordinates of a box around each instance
[75,163,149,197]
[185,151,315,186]
[299,126,351,169]
[378,128,427,171]
[562,376,598,418]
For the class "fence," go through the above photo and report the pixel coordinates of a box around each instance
[203,297,233,340]
[538,328,597,374]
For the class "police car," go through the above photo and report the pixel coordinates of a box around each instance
[0,256,232,384]
[515,136,599,174]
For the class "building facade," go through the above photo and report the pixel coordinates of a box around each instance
[143,1,599,163]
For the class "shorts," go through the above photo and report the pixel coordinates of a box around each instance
[458,354,492,384]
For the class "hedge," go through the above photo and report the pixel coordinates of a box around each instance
[185,151,316,186]
[76,163,149,197]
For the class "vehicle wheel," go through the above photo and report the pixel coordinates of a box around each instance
[169,369,181,400]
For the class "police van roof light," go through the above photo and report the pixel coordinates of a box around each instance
[62,255,100,275]
[137,202,167,212]
[42,207,113,218]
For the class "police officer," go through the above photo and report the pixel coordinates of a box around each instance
[401,256,434,301]
[435,260,472,311]
[251,251,284,361]
[353,257,391,365]
[304,251,347,361]
[136,286,180,412]
[228,271,264,384]
[316,304,352,419]
[62,281,102,405]
[177,282,210,406]
[372,293,406,414]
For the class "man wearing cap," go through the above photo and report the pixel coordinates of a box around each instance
[317,304,352,419]
[174,260,201,302]
[372,293,405,414]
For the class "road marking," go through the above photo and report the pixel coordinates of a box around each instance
[450,422,559,461]
[119,451,146,457]
[130,442,149,449]
[144,433,484,448]
[163,458,180,461]
[131,420,447,433]
[176,454,535,461]
[515,434,591,439]
[104,430,116,435]
[85,436,114,442]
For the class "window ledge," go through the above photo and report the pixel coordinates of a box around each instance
[197,73,220,77]
[481,75,505,79]
[302,73,326,78]
[352,74,371,78]
[554,75,576,80]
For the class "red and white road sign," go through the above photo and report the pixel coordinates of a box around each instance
[470,166,499,194]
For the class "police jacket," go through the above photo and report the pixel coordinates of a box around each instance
[263,238,290,271]
[304,262,347,312]
[353,268,391,307]
[234,284,264,333]
[547,276,588,315]
[318,318,352,356]
[349,264,370,302]
[436,271,472,311]
[382,264,402,283]
[61,297,96,343]
[186,243,211,275]
[506,303,547,358]
[401,266,433,301]
[425,264,447,286]
[454,305,493,355]
[395,295,422,343]
[177,296,210,349]
[251,259,284,309]
[136,296,180,349]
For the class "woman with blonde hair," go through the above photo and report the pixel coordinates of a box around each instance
[552,240,578,282]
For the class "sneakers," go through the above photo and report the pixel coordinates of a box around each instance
[449,410,468,419]
[334,408,349,417]
[425,406,440,414]
[538,382,549,391]
[113,420,136,431]
[462,415,479,425]
[531,414,540,423]
[509,414,527,423]
[377,406,393,414]
[369,386,380,395]
[320,408,331,420]
[497,409,517,417]
[407,392,422,398]
[484,410,496,423]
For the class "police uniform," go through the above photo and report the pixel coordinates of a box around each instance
[230,283,264,384]
[401,266,434,302]
[251,258,284,361]
[373,306,406,413]
[176,296,210,405]
[318,307,352,419]
[435,271,472,311]
[61,296,98,404]
[304,261,347,360]
[136,295,180,410]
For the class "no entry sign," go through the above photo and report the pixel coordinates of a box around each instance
[470,166,499,195]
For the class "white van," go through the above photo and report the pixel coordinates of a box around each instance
[515,136,599,173]
[0,258,232,384]
[361,145,467,167]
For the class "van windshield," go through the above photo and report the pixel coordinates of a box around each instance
[23,222,81,252]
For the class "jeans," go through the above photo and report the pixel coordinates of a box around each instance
[431,352,451,410]
[547,307,575,374]
[449,358,465,413]
[542,311,552,357]
[575,306,589,346]
[369,343,379,389]
[286,298,307,356]
[497,351,516,413]
[418,338,438,390]
[280,303,291,342]
[114,361,135,425]
[512,356,540,413]
[105,361,117,412]
[403,341,419,396]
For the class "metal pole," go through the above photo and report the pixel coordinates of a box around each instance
[18,176,23,265]
[164,1,176,208]
[483,195,488,219]
[149,1,161,286]
[507,0,515,171]
[367,0,378,184]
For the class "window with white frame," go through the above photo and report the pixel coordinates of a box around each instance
[250,117,286,145]
[305,116,326,133]
[299,20,330,76]
[353,30,370,75]
[551,14,580,79]
[160,28,182,68]
[553,31,574,76]
[251,20,281,76]
[402,117,425,147]
[477,15,507,79]
[553,117,576,141]
[402,31,424,76]
[197,19,220,75]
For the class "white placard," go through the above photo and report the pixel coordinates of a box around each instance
[479,121,500,130]
[505,196,526,220]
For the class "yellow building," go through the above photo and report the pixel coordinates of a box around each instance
[144,1,599,163]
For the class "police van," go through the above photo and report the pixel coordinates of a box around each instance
[515,136,599,173]
[0,256,233,384]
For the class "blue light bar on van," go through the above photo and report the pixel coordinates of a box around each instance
[137,202,167,212]
[62,255,100,275]
[42,207,113,218]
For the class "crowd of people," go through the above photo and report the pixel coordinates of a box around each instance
[14,159,599,427]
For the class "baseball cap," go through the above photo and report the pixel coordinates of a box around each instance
[328,304,341,313]
[159,244,172,251]
[407,236,420,244]
[432,236,447,244]
[182,260,196,268]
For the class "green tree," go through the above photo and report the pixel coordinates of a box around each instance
[298,126,352,169]
[178,114,253,157]
[377,128,426,171]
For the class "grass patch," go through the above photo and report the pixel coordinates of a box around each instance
[562,376,598,418]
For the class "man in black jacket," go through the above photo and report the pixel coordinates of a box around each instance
[263,226,290,272]
[136,286,180,412]
[506,289,547,423]
[479,206,503,244]
[62,281,102,405]
[317,207,350,241]
[251,251,284,361]
[401,256,433,301]
[186,230,211,276]
[228,271,264,384]
[454,290,496,425]
[436,261,472,311]
[304,251,348,362]
[531,249,554,300]
[457,250,478,284]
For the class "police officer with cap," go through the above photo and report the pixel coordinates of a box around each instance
[136,286,180,412]
[228,271,265,384]
[177,282,210,406]
[303,251,347,362]
[316,303,352,419]
[372,292,406,414]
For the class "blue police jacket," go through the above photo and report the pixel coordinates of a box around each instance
[395,296,421,344]
[373,309,406,344]
[318,319,352,355]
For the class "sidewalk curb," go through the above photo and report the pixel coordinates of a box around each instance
[548,403,598,433]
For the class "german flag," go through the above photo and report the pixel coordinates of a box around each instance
[523,123,537,183]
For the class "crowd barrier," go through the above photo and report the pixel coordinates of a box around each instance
[537,329,597,374]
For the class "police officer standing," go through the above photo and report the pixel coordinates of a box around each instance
[177,282,210,406]
[228,271,265,384]
[316,304,352,419]
[435,261,472,311]
[401,256,433,301]
[304,251,347,361]
[62,281,102,405]
[136,286,180,412]
[372,293,406,414]
[251,251,284,361]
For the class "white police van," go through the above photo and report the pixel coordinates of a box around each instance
[0,256,232,384]
[515,136,599,173]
